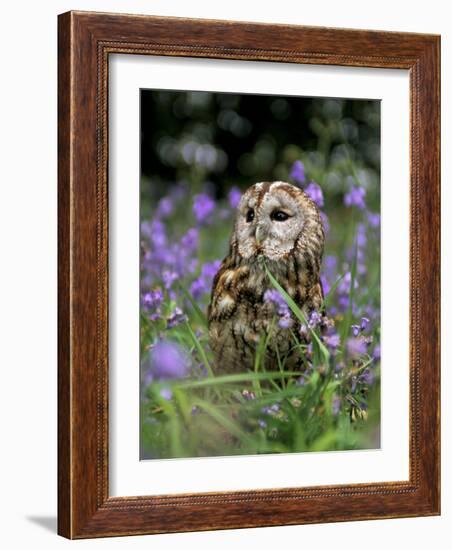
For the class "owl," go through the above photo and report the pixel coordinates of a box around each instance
[208,181,325,373]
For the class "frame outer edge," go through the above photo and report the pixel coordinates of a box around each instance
[57,11,73,539]
[426,36,440,516]
[409,37,441,516]
[57,10,441,538]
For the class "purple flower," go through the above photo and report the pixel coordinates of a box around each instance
[192,193,216,224]
[356,223,367,249]
[305,181,324,208]
[180,228,199,252]
[367,211,381,228]
[360,317,370,331]
[228,186,242,209]
[278,315,294,329]
[201,260,221,279]
[320,211,330,234]
[156,196,174,218]
[263,289,284,307]
[324,255,337,274]
[351,325,360,337]
[344,186,366,209]
[263,289,291,321]
[167,307,188,329]
[142,289,163,310]
[149,219,167,248]
[190,277,209,300]
[262,403,280,416]
[373,344,381,362]
[346,337,368,358]
[359,368,374,385]
[308,310,322,328]
[190,260,221,299]
[320,274,330,296]
[258,419,267,429]
[142,289,163,320]
[242,389,256,401]
[162,270,178,290]
[148,340,191,381]
[323,332,340,350]
[290,160,306,185]
[338,272,358,296]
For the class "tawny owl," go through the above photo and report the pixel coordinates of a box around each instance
[208,181,325,373]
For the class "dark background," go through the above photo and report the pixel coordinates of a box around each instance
[140,89,380,204]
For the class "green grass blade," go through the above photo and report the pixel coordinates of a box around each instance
[174,370,302,390]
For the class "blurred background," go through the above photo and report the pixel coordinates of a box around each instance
[140,90,380,211]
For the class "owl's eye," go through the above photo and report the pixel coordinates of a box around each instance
[270,210,290,222]
[246,209,255,223]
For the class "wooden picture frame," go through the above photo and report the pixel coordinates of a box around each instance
[58,10,440,538]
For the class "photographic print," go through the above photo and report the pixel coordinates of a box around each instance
[139,89,381,460]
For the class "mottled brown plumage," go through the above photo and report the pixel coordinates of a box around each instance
[208,181,325,373]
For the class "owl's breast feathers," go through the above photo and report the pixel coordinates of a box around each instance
[207,258,323,372]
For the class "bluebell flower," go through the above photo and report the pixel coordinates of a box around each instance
[156,196,174,218]
[372,344,381,362]
[305,181,324,208]
[320,211,330,234]
[290,160,306,185]
[180,227,199,252]
[344,186,366,209]
[162,270,178,290]
[263,289,293,328]
[228,186,242,209]
[359,368,374,385]
[167,307,188,329]
[323,332,340,350]
[346,337,367,358]
[308,310,322,328]
[193,193,216,224]
[278,315,294,329]
[147,340,191,381]
[367,211,381,227]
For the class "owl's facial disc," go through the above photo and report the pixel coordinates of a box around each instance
[235,182,306,262]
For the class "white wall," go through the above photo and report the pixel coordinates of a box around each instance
[0,1,449,548]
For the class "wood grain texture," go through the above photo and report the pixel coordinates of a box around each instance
[57,10,440,539]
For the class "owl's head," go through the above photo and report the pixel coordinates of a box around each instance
[231,181,324,263]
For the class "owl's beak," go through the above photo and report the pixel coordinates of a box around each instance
[255,226,266,246]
